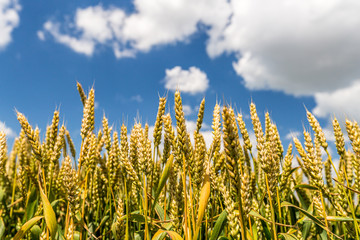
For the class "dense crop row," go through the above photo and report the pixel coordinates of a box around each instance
[0,83,360,239]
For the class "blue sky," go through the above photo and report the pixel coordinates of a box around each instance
[1,0,360,152]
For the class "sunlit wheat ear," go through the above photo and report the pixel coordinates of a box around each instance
[272,123,284,159]
[313,192,326,219]
[60,156,78,214]
[120,124,140,187]
[222,106,241,198]
[161,114,173,165]
[134,123,146,174]
[45,110,59,152]
[144,125,153,176]
[240,170,251,218]
[210,103,221,152]
[196,97,205,133]
[333,117,345,157]
[80,87,95,140]
[114,196,125,238]
[102,115,112,153]
[229,107,245,169]
[237,113,252,151]
[220,181,240,239]
[324,158,334,190]
[279,144,293,194]
[306,110,328,149]
[250,102,265,173]
[153,97,167,150]
[17,111,42,161]
[346,119,360,161]
[302,131,324,186]
[345,151,354,184]
[76,81,87,106]
[108,131,120,188]
[174,90,191,166]
[0,131,7,177]
[65,130,76,160]
[193,131,206,187]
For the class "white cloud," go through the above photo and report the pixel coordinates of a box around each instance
[313,81,360,121]
[94,101,99,109]
[122,0,231,52]
[182,105,192,116]
[43,21,95,56]
[37,30,45,41]
[0,121,15,137]
[41,6,126,56]
[130,95,143,103]
[164,66,209,94]
[40,1,230,58]
[208,0,360,96]
[285,131,301,140]
[0,0,21,49]
[207,0,360,120]
[40,0,360,119]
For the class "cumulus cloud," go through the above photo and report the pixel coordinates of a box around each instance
[0,121,15,137]
[164,66,209,94]
[313,81,360,121]
[37,30,45,41]
[40,1,230,58]
[40,6,126,56]
[182,105,192,116]
[42,21,95,56]
[130,95,143,103]
[41,0,360,119]
[208,0,360,96]
[0,0,21,49]
[285,131,301,140]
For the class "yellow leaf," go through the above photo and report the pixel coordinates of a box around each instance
[13,216,43,240]
[193,174,211,240]
[152,229,183,240]
[39,185,57,239]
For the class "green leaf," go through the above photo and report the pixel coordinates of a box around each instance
[130,213,146,223]
[301,220,312,240]
[13,216,43,240]
[282,201,324,227]
[153,155,173,210]
[154,203,172,230]
[210,210,227,240]
[25,187,38,221]
[30,225,42,240]
[319,229,328,240]
[74,231,80,240]
[278,233,299,240]
[50,198,64,209]
[260,219,272,240]
[99,215,110,228]
[135,230,144,240]
[326,216,360,222]
[281,201,340,239]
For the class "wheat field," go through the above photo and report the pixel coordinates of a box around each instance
[0,83,359,240]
